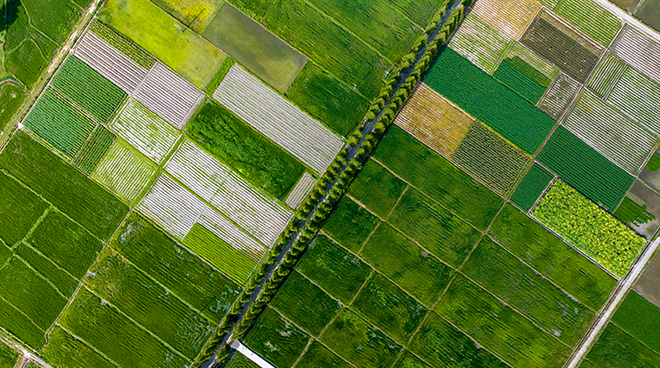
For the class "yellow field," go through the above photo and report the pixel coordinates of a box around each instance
[473,0,543,40]
[394,83,473,158]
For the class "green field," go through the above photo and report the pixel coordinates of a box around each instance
[424,49,556,154]
[72,126,116,175]
[286,63,369,136]
[188,102,305,199]
[89,20,155,69]
[0,343,18,368]
[388,188,481,268]
[587,53,626,98]
[43,327,116,368]
[0,171,48,246]
[511,164,554,212]
[0,84,27,131]
[270,271,341,336]
[322,197,380,252]
[296,341,352,368]
[0,131,129,239]
[394,351,432,368]
[635,0,660,32]
[490,205,617,310]
[360,223,453,306]
[584,323,660,367]
[555,0,622,46]
[374,126,503,230]
[537,126,635,211]
[14,243,79,298]
[224,352,260,368]
[296,236,372,304]
[149,0,223,33]
[494,56,552,104]
[611,290,660,354]
[347,159,407,218]
[382,0,447,26]
[0,292,45,349]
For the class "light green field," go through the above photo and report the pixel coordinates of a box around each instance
[150,0,224,33]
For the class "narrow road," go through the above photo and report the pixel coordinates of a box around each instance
[564,236,660,368]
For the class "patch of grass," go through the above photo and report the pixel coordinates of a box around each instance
[635,0,660,33]
[296,341,352,368]
[14,243,78,298]
[647,152,660,172]
[21,0,82,42]
[494,57,551,104]
[490,205,617,310]
[0,171,48,247]
[0,84,26,131]
[270,271,341,336]
[348,159,407,218]
[286,63,369,136]
[585,323,660,367]
[5,39,48,89]
[296,236,372,304]
[0,131,129,239]
[382,0,447,26]
[226,0,272,21]
[0,244,11,268]
[322,197,380,252]
[360,223,453,307]
[224,352,259,368]
[614,197,656,225]
[42,327,117,368]
[188,102,305,199]
[388,188,481,268]
[242,307,309,368]
[89,20,155,69]
[394,351,431,368]
[374,126,503,230]
[409,312,509,368]
[0,342,19,368]
[611,290,660,354]
[320,309,401,368]
[511,163,554,212]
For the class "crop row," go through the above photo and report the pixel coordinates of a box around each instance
[0,171,49,247]
[448,12,511,75]
[607,66,660,136]
[538,73,580,119]
[554,0,622,46]
[612,25,660,86]
[198,209,266,262]
[493,56,550,104]
[587,53,626,98]
[510,163,553,212]
[212,65,344,173]
[472,0,541,39]
[505,41,559,80]
[72,125,116,175]
[285,173,317,209]
[89,20,155,70]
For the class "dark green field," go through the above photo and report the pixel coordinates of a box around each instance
[511,163,554,212]
[322,197,380,252]
[14,243,78,297]
[296,341,352,368]
[585,323,660,367]
[494,57,551,104]
[0,171,48,246]
[348,159,407,218]
[394,351,432,368]
[635,0,660,32]
[0,84,26,131]
[42,327,119,368]
[611,291,660,354]
[0,343,18,368]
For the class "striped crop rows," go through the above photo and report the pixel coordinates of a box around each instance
[564,90,658,174]
[538,73,580,119]
[554,0,622,47]
[607,67,660,135]
[212,65,344,173]
[285,173,317,209]
[72,125,116,175]
[612,25,660,85]
[505,42,558,80]
[472,0,541,40]
[587,53,626,98]
[89,20,155,70]
[110,98,181,163]
[448,13,512,75]
[134,63,203,129]
[198,210,266,261]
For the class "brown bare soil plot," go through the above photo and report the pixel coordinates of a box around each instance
[635,252,660,309]
[472,0,542,40]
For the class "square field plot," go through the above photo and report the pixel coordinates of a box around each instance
[554,0,622,47]
[611,290,660,355]
[0,171,48,247]
[511,163,554,212]
[538,73,581,119]
[72,126,116,175]
[472,0,542,39]
[347,160,407,219]
[607,66,660,136]
[322,197,380,253]
[42,327,116,368]
[448,13,512,75]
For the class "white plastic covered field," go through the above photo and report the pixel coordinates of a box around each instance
[285,173,316,209]
[198,210,266,261]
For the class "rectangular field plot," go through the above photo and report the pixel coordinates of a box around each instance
[563,90,658,174]
[436,274,571,368]
[555,0,622,46]
[511,163,553,212]
[607,66,660,135]
[381,0,447,27]
[72,125,116,175]
[584,323,660,367]
[212,65,343,173]
[322,197,380,253]
[0,293,45,350]
[0,342,19,368]
[615,181,660,239]
[203,3,307,92]
[285,173,316,209]
[42,327,116,368]
[89,20,155,70]
[448,13,512,74]
[0,172,48,247]
[537,126,635,211]
[538,73,581,119]
[534,180,646,277]
[505,42,559,80]
[347,159,407,219]
[23,88,96,158]
[612,25,660,85]
[611,290,660,354]
[394,83,473,158]
[296,341,352,368]
[91,140,156,204]
[14,243,78,298]
[109,98,181,164]
[587,53,627,98]
[134,63,204,129]
[451,122,530,196]
[74,31,148,94]
[472,0,542,39]
[198,209,266,261]
[493,54,553,104]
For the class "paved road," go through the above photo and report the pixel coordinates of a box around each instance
[564,236,660,368]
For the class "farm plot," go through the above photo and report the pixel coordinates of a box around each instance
[505,42,559,80]
[202,3,307,92]
[133,63,204,129]
[0,344,19,368]
[42,327,116,368]
[640,148,660,193]
[612,0,642,12]
[295,341,352,368]
[394,83,473,158]
[347,159,407,219]
[537,126,635,211]
[72,126,116,175]
[285,173,316,209]
[110,98,181,164]
[23,88,96,157]
[635,252,660,308]
[612,25,660,84]
[448,13,512,75]
[611,290,660,354]
[150,0,223,33]
[452,122,530,196]
[538,73,581,119]
[555,0,622,46]
[197,209,266,261]
[472,0,542,39]
[511,163,554,212]
[380,0,447,27]
[607,66,660,135]
[493,55,553,104]
[615,180,660,239]
[74,31,148,94]
[587,53,627,98]
[322,197,380,253]
[534,180,646,277]
[0,171,48,247]
[137,174,207,239]
[436,274,571,368]
[425,49,556,154]
[91,140,156,204]
[635,0,660,32]
[89,20,155,70]
[563,90,658,174]
[212,65,343,174]
[584,323,660,367]
[521,9,601,82]
[0,292,45,349]
[14,243,78,298]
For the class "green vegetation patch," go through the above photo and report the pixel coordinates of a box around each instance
[511,163,554,212]
[14,243,78,298]
[374,126,503,230]
[462,237,594,346]
[615,197,656,226]
[537,126,635,211]
[183,224,256,285]
[51,56,127,123]
[42,327,117,368]
[21,0,85,42]
[611,290,660,354]
[533,181,646,277]
[647,152,660,172]
[410,312,508,368]
[72,125,116,175]
[24,88,96,157]
[424,49,556,154]
[348,159,407,218]
[89,20,155,69]
[296,236,372,304]
[322,197,380,252]
[352,274,427,344]
[555,0,622,46]
[585,323,660,367]
[389,188,481,268]
[394,351,432,368]
[635,0,660,33]
[296,341,352,368]
[224,352,259,368]
[0,343,19,368]
[0,171,48,246]
[587,53,626,98]
[242,307,309,368]
[0,84,27,131]
[0,131,129,239]
[226,0,272,21]
[320,309,401,368]
[490,205,617,310]
[149,0,223,33]
[188,102,305,199]
[205,58,235,96]
[436,275,571,368]
[360,223,453,306]
[382,0,448,27]
[286,63,369,136]
[0,293,45,349]
[494,56,551,104]
[270,271,341,336]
